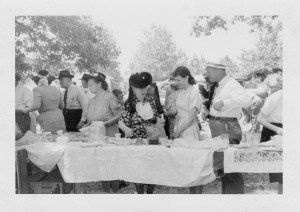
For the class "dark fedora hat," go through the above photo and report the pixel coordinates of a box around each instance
[129,72,152,89]
[79,73,92,81]
[32,70,56,85]
[57,70,74,79]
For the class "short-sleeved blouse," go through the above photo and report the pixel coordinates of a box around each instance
[87,90,121,122]
[119,95,158,139]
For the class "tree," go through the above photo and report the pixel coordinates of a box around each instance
[223,55,240,77]
[128,25,188,81]
[15,16,121,79]
[188,54,206,75]
[191,16,282,77]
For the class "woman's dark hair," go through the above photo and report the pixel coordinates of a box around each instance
[172,66,196,85]
[112,89,122,97]
[125,86,137,114]
[90,78,108,91]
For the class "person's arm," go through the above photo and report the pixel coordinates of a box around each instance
[257,91,282,135]
[59,90,64,110]
[104,94,121,127]
[220,82,252,111]
[118,121,132,138]
[23,88,41,113]
[175,107,198,136]
[78,88,88,122]
[24,87,33,108]
[165,93,177,117]
[257,113,282,135]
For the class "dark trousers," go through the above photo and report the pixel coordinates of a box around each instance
[63,109,82,132]
[260,123,283,184]
[101,180,120,193]
[135,183,155,194]
[15,112,31,134]
[209,119,245,194]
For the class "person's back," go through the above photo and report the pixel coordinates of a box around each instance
[34,86,61,113]
[32,85,66,133]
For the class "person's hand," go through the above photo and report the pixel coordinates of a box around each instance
[213,100,224,111]
[276,127,283,136]
[77,121,85,130]
[173,130,181,139]
[201,110,209,121]
[168,107,177,116]
[82,122,91,128]
[124,128,133,138]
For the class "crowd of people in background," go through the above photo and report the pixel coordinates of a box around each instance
[15,59,283,194]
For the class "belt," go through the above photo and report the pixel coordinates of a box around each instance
[207,115,237,121]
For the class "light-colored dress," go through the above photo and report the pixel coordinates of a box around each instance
[87,90,121,137]
[174,85,202,140]
[31,86,66,133]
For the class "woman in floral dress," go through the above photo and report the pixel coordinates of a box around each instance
[119,72,159,194]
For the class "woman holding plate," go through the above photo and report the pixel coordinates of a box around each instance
[118,72,160,194]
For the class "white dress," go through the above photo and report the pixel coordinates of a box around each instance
[174,85,202,140]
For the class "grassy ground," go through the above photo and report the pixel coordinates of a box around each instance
[73,173,278,194]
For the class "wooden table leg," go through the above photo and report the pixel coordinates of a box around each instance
[16,149,29,194]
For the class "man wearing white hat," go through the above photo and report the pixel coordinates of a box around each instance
[202,58,252,194]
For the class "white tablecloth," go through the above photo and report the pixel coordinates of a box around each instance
[224,147,282,173]
[26,143,216,187]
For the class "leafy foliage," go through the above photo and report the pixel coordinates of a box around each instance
[15,16,121,82]
[191,16,282,77]
[188,54,207,75]
[128,25,189,81]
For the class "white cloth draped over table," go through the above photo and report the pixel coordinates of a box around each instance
[26,143,216,187]
[224,147,282,173]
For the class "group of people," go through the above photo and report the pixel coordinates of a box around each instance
[15,59,283,194]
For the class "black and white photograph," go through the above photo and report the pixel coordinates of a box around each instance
[1,0,300,211]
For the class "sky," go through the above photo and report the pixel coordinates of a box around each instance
[91,1,259,77]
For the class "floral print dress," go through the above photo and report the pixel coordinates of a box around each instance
[119,95,158,139]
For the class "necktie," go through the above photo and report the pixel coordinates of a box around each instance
[63,89,68,113]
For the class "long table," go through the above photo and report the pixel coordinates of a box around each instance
[16,142,283,194]
[18,142,216,188]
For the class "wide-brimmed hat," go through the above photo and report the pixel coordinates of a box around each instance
[129,72,152,89]
[32,70,56,85]
[57,70,74,79]
[88,72,106,83]
[206,58,227,70]
[79,73,92,81]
